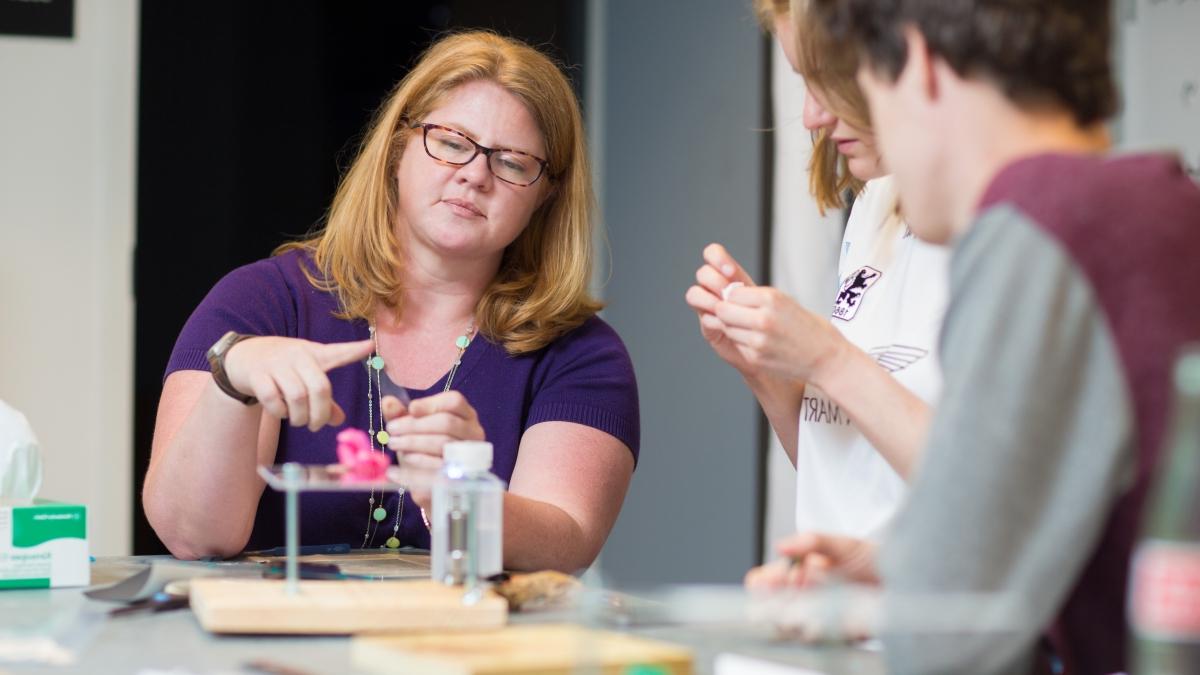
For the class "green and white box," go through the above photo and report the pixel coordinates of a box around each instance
[0,500,88,589]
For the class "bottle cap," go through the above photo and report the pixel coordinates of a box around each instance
[443,441,493,472]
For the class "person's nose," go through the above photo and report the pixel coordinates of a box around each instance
[802,89,837,131]
[455,152,493,190]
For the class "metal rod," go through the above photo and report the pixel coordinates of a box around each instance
[282,462,302,596]
[462,490,481,605]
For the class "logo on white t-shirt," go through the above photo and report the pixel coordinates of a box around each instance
[868,344,929,373]
[832,266,882,321]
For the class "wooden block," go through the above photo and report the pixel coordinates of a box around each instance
[189,578,507,635]
[351,623,694,675]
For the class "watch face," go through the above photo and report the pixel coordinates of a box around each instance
[208,331,236,361]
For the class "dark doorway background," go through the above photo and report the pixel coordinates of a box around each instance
[133,2,587,554]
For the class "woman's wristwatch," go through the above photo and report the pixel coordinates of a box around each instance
[206,331,258,405]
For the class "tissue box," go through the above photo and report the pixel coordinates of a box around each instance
[0,500,88,589]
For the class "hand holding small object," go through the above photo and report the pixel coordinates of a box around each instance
[383,390,486,510]
[714,283,847,385]
[685,243,759,374]
[776,532,879,586]
[744,533,881,644]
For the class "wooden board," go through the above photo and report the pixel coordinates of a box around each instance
[351,623,694,675]
[189,578,507,635]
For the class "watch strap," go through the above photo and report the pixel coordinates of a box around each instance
[207,331,258,406]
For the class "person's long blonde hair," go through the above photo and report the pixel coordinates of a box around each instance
[277,31,601,355]
[756,0,870,213]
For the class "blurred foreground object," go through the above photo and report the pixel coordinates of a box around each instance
[1129,346,1200,673]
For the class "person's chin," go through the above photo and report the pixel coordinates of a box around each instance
[408,222,477,254]
[431,238,483,257]
[906,212,952,245]
[433,231,492,257]
[846,157,884,183]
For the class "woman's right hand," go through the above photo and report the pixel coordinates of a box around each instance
[223,336,374,432]
[685,243,758,375]
[382,390,487,511]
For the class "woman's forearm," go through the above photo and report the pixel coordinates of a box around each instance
[743,373,806,467]
[811,345,931,479]
[499,492,598,573]
[143,374,275,559]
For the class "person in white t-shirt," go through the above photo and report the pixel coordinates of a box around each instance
[685,0,950,585]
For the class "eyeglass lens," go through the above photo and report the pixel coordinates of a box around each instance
[424,126,544,186]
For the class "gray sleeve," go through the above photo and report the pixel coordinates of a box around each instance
[879,207,1136,674]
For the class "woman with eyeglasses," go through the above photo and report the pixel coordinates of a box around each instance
[686,0,950,586]
[144,32,639,573]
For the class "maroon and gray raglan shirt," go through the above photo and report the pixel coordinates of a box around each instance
[878,153,1200,674]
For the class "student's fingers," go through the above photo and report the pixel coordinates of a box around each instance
[702,243,755,284]
[743,564,772,590]
[329,401,347,427]
[389,433,456,456]
[407,391,479,423]
[381,395,408,422]
[745,559,791,590]
[776,532,835,559]
[274,368,310,427]
[312,339,375,372]
[799,553,832,587]
[776,532,875,582]
[695,264,732,296]
[296,360,334,431]
[250,372,288,419]
[394,456,441,507]
[398,452,444,471]
[685,284,719,314]
[714,300,767,331]
[699,312,727,333]
[721,325,768,353]
[388,413,479,439]
[785,560,809,588]
[723,285,779,309]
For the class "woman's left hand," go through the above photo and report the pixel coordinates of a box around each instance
[715,285,848,385]
[383,390,486,510]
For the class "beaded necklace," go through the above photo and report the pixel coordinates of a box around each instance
[361,323,475,549]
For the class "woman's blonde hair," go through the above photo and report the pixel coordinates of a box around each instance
[756,0,870,213]
[277,31,601,355]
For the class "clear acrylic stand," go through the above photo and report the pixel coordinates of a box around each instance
[256,462,434,595]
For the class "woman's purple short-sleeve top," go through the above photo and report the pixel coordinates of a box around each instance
[165,249,639,551]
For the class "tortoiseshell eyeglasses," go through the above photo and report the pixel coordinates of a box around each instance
[411,122,550,187]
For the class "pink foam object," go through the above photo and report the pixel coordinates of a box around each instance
[336,428,390,481]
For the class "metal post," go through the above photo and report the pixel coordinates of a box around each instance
[283,462,301,596]
[460,490,483,605]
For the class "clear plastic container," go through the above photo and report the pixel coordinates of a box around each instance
[431,441,505,584]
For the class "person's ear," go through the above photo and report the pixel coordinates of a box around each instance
[536,179,558,210]
[900,24,939,104]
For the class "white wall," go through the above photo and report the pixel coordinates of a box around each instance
[0,0,138,555]
[1117,0,1200,178]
